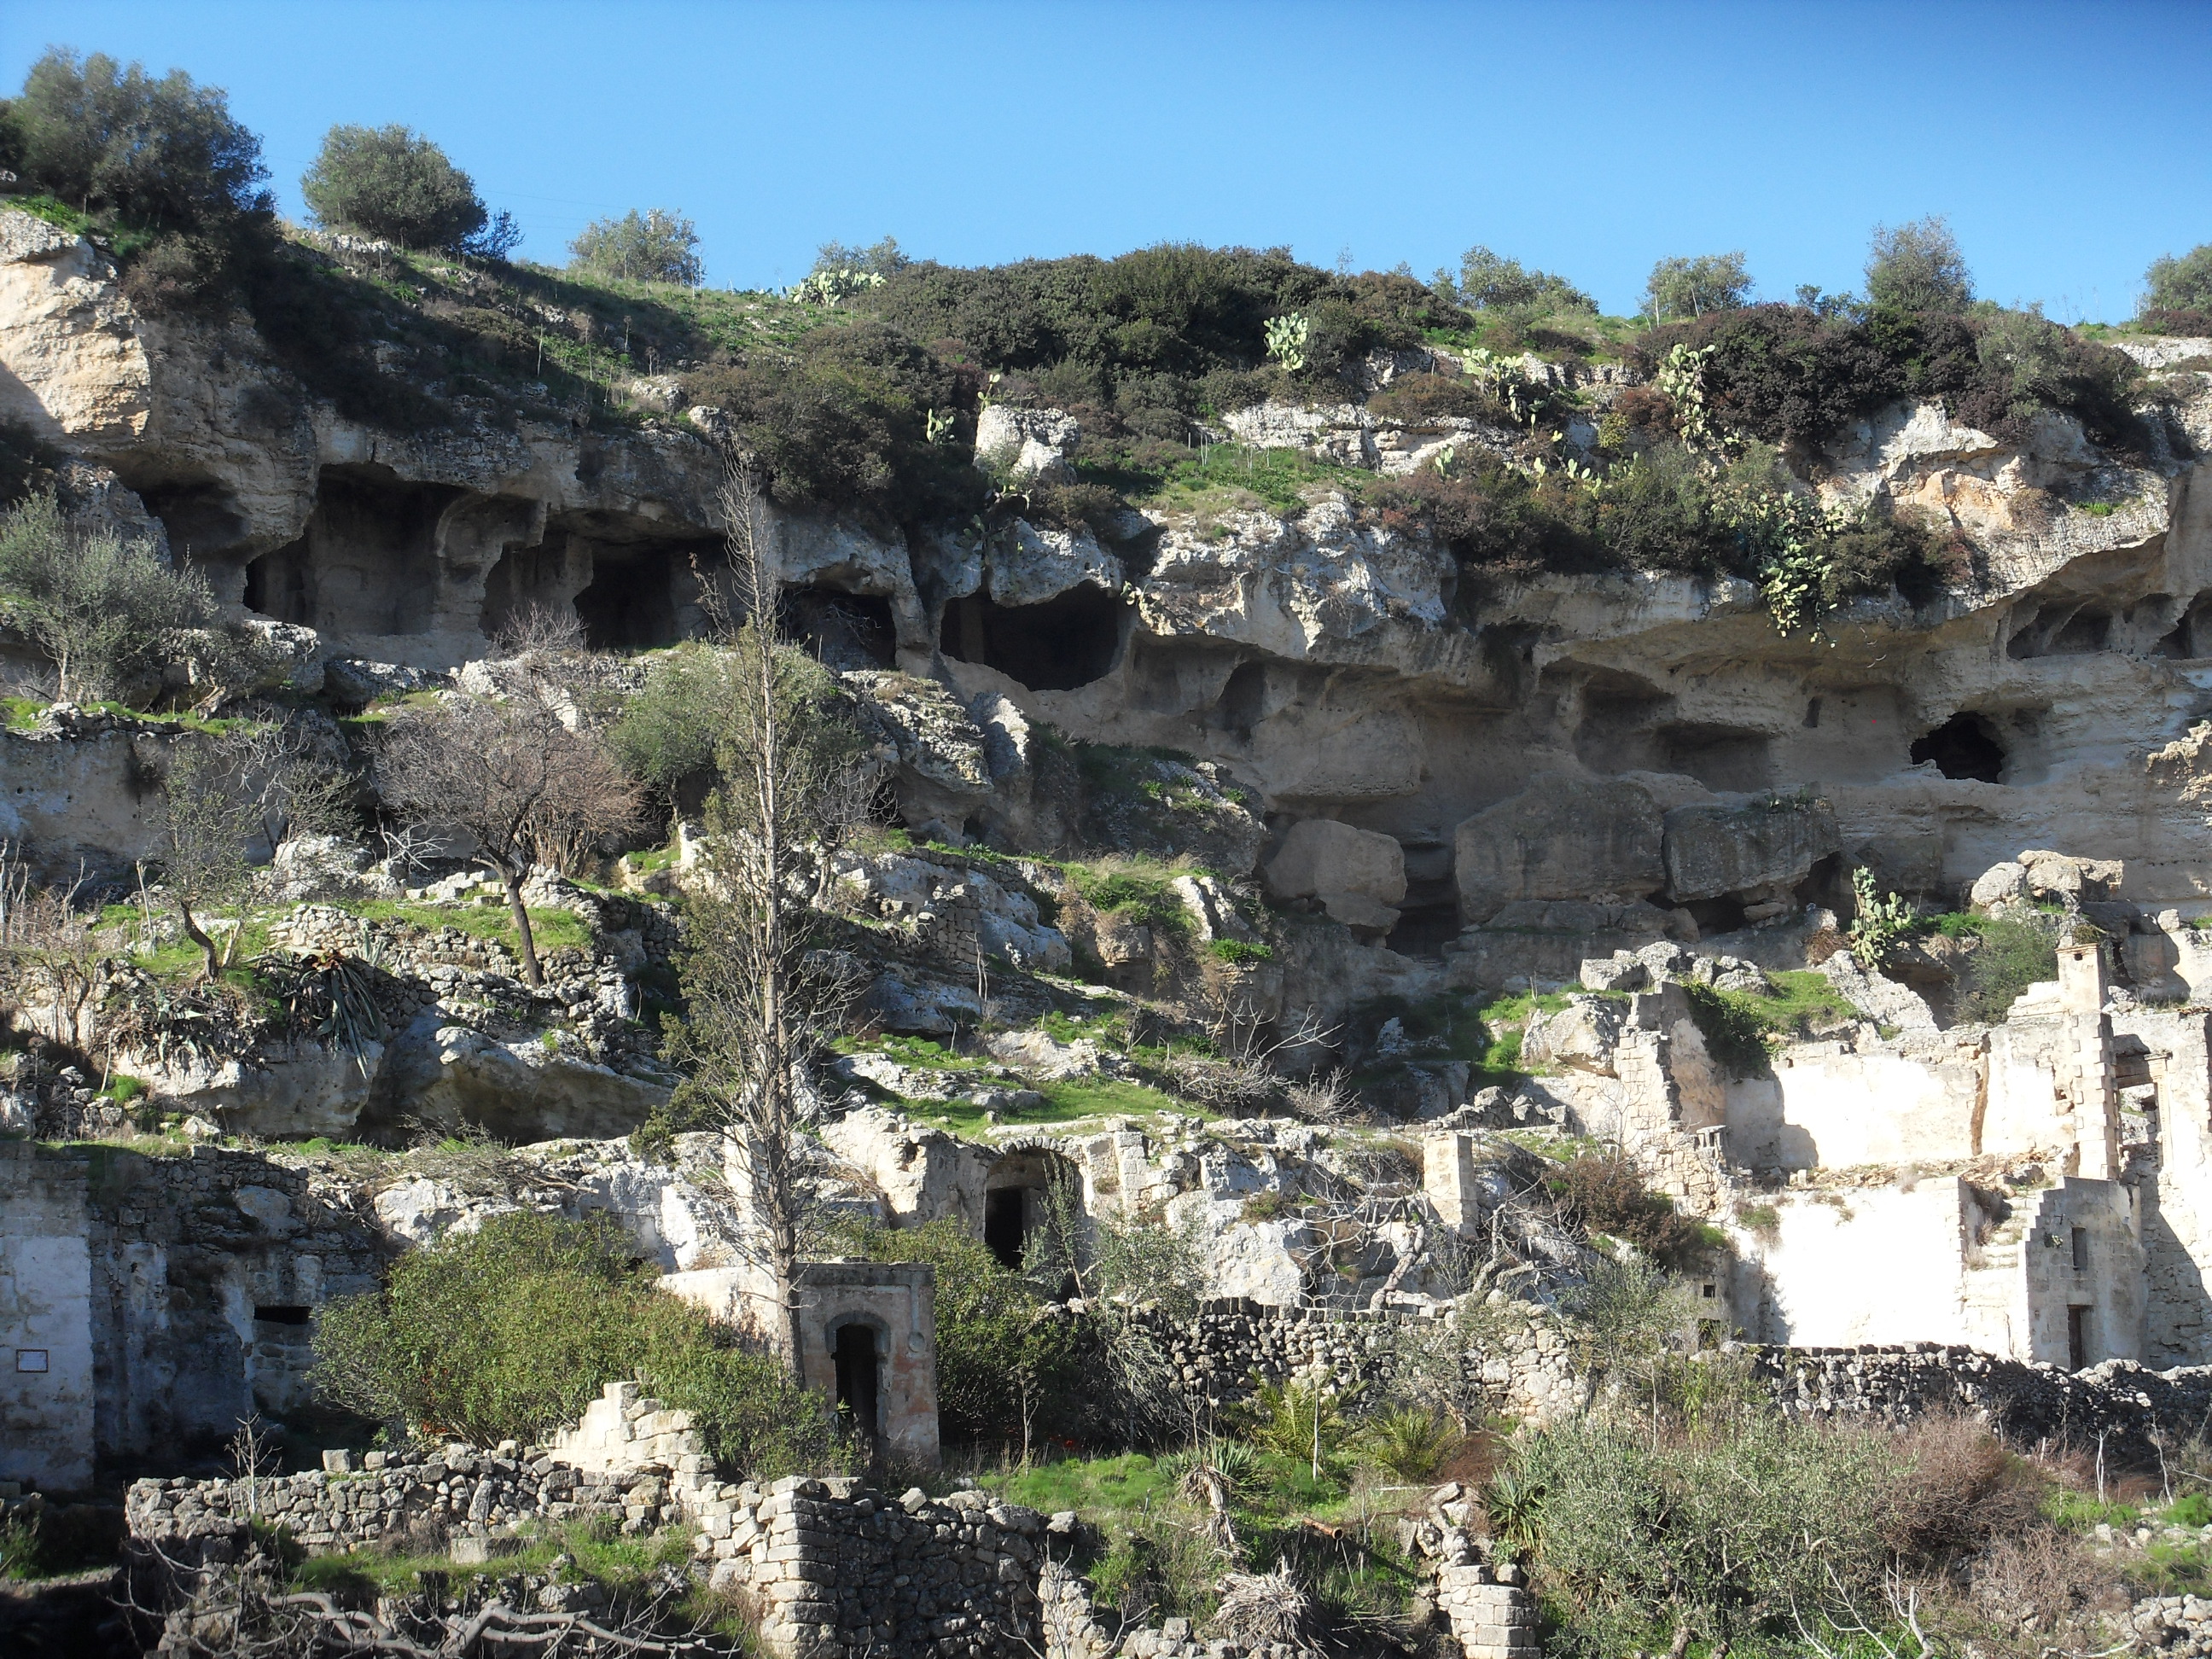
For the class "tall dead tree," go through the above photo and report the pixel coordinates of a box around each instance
[377,692,640,987]
[664,463,864,1365]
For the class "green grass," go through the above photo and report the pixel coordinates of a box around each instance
[290,1516,690,1600]
[345,899,591,957]
[899,1072,1184,1134]
[999,1452,1176,1517]
[1106,443,1376,519]
[1470,989,1577,1079]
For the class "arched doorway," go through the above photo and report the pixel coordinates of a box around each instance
[981,1148,1081,1271]
[832,1321,882,1441]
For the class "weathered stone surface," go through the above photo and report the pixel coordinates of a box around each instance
[1264,818,1406,930]
[975,404,1080,481]
[1453,778,1665,923]
[1661,796,1840,903]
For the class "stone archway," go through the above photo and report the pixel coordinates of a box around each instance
[981,1146,1080,1270]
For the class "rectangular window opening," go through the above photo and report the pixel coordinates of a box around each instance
[254,1305,311,1326]
[2070,1227,2089,1272]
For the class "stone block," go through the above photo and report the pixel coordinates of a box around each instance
[1661,796,1838,904]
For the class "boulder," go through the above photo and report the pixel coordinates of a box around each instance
[1661,796,1840,904]
[975,405,1080,482]
[1580,953,1649,992]
[1453,777,1664,923]
[1264,819,1406,931]
[987,519,1121,607]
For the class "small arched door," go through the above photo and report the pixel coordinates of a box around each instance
[831,1322,882,1441]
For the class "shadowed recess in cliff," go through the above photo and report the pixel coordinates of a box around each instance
[1911,712,2007,783]
[939,586,1127,690]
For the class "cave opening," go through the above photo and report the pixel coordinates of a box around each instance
[1911,713,2006,783]
[243,540,311,626]
[940,585,1126,690]
[480,544,574,641]
[783,585,896,669]
[573,547,678,650]
[1213,661,1270,741]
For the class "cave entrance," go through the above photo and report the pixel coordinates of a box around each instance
[831,1323,882,1439]
[243,541,311,626]
[480,544,577,642]
[1911,713,2005,783]
[574,546,678,650]
[783,585,896,669]
[940,585,1126,690]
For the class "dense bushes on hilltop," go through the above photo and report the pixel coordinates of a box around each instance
[1636,300,2145,453]
[681,322,985,524]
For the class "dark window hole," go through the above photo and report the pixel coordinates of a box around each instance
[983,1188,1027,1270]
[940,586,1125,691]
[1910,713,2005,783]
[254,1305,311,1326]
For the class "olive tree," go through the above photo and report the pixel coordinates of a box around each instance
[0,492,212,702]
[568,207,704,286]
[1867,215,1974,313]
[6,48,271,231]
[300,123,519,256]
[2145,243,2212,315]
[375,692,640,986]
[1643,252,1753,321]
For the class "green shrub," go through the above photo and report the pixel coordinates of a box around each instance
[1545,1151,1719,1269]
[853,1219,1080,1442]
[681,322,982,523]
[2146,244,2212,316]
[301,124,516,257]
[6,48,271,233]
[1208,939,1272,966]
[1866,215,1974,313]
[312,1212,832,1476]
[1232,1377,1357,1476]
[0,490,213,701]
[609,643,741,796]
[1953,911,2064,1023]
[568,208,703,287]
[1515,1411,1899,1657]
[1359,1404,1465,1482]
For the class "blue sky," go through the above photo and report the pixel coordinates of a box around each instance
[5,1,2208,320]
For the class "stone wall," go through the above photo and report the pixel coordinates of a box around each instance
[125,1444,672,1558]
[1146,1296,1582,1426]
[0,1140,388,1492]
[1743,1342,2212,1465]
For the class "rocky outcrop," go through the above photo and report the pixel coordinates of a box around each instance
[1263,818,1407,932]
[1454,777,1665,923]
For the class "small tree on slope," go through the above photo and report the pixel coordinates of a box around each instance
[375,691,639,987]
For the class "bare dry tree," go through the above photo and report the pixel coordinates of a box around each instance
[492,598,591,660]
[0,847,100,1050]
[212,714,356,859]
[151,742,263,981]
[662,463,868,1363]
[376,693,642,987]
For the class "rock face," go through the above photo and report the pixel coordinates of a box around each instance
[1453,777,1665,923]
[1264,819,1408,931]
[1661,796,1841,905]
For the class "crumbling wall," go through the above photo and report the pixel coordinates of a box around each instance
[0,1142,388,1490]
[1138,1297,1581,1426]
[1744,1342,2212,1466]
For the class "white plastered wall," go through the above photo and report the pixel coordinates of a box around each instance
[0,1149,96,1492]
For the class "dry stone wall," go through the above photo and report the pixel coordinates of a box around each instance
[1745,1342,2212,1464]
[1147,1297,1581,1424]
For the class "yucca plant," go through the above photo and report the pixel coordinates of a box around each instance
[1483,1466,1547,1559]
